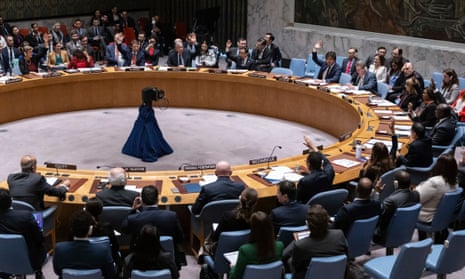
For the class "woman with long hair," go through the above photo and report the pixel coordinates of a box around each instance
[202,188,258,256]
[440,68,459,105]
[409,86,438,128]
[368,54,387,82]
[229,211,284,279]
[398,77,422,112]
[416,153,458,243]
[122,224,179,279]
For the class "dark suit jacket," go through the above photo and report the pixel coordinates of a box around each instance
[121,206,185,265]
[2,46,21,73]
[267,43,282,66]
[373,189,419,244]
[144,46,160,66]
[250,47,272,72]
[0,209,46,270]
[270,201,308,234]
[225,47,240,67]
[53,240,116,279]
[122,251,179,279]
[296,156,335,204]
[431,116,457,146]
[129,50,145,66]
[391,71,424,94]
[282,229,348,279]
[7,172,67,210]
[332,199,381,235]
[210,209,250,243]
[229,55,254,70]
[341,57,358,75]
[312,52,342,83]
[191,176,245,214]
[166,49,191,67]
[0,23,12,37]
[412,102,437,128]
[105,43,131,66]
[351,71,377,93]
[96,186,139,207]
[397,136,433,168]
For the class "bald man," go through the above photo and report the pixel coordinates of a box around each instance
[7,154,69,210]
[96,167,139,207]
[191,161,245,214]
[431,103,457,146]
[332,177,381,235]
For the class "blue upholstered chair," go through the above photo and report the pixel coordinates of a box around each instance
[277,225,308,247]
[100,206,132,249]
[204,229,250,276]
[363,238,433,279]
[289,58,306,77]
[425,230,465,279]
[383,203,421,255]
[304,53,323,78]
[405,157,438,186]
[0,234,37,277]
[188,199,239,254]
[377,81,390,99]
[378,166,406,202]
[131,269,171,279]
[160,235,175,263]
[338,73,352,85]
[271,67,293,76]
[305,254,347,279]
[432,126,464,157]
[416,188,463,241]
[62,268,103,279]
[11,200,58,254]
[432,72,443,91]
[242,260,283,279]
[306,189,348,216]
[346,215,379,259]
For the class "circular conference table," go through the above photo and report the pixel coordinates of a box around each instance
[0,68,405,206]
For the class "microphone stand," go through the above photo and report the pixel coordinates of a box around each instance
[267,145,282,169]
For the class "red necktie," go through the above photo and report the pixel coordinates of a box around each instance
[346,59,352,74]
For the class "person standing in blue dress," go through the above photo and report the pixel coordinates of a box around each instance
[122,87,173,162]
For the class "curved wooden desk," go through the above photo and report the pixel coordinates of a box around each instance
[0,69,404,205]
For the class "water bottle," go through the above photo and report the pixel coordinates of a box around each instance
[355,142,362,160]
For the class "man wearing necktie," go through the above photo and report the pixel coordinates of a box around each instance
[2,35,19,74]
[311,40,342,83]
[0,16,11,37]
[167,41,191,67]
[342,47,359,76]
[348,61,377,93]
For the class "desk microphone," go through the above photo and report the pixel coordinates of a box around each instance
[44,161,59,176]
[267,145,282,169]
[178,163,193,171]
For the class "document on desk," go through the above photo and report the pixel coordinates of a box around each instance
[332,159,361,168]
[284,172,304,182]
[374,109,393,114]
[346,89,372,95]
[395,124,411,131]
[364,139,403,150]
[395,130,411,137]
[224,251,238,266]
[46,177,59,186]
[393,115,410,121]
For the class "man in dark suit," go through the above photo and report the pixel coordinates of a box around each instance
[349,61,378,93]
[282,205,348,279]
[191,161,245,214]
[0,189,46,279]
[250,37,272,72]
[264,32,282,67]
[2,35,21,73]
[0,16,12,37]
[431,103,457,146]
[167,41,191,67]
[296,136,335,204]
[311,40,342,83]
[227,47,254,70]
[373,170,419,244]
[121,185,186,266]
[87,18,106,49]
[341,47,358,76]
[25,23,43,52]
[105,32,131,66]
[396,122,433,168]
[8,154,69,210]
[53,210,116,279]
[119,10,137,31]
[129,40,145,66]
[96,167,139,207]
[270,180,308,234]
[389,62,424,100]
[225,37,247,68]
[332,177,381,235]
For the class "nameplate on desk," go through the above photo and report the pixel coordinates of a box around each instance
[125,67,145,71]
[182,164,216,171]
[122,166,146,172]
[207,69,227,74]
[38,72,62,78]
[79,67,104,74]
[249,156,277,165]
[167,67,187,71]
[45,162,77,170]
[0,77,22,84]
[247,72,267,79]
[274,76,293,83]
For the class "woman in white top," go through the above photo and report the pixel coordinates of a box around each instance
[440,68,459,105]
[415,153,457,243]
[194,40,217,68]
[368,54,387,82]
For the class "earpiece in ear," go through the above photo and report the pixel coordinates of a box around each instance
[393,180,399,189]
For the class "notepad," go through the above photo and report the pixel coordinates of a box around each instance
[224,251,238,266]
[332,159,361,168]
